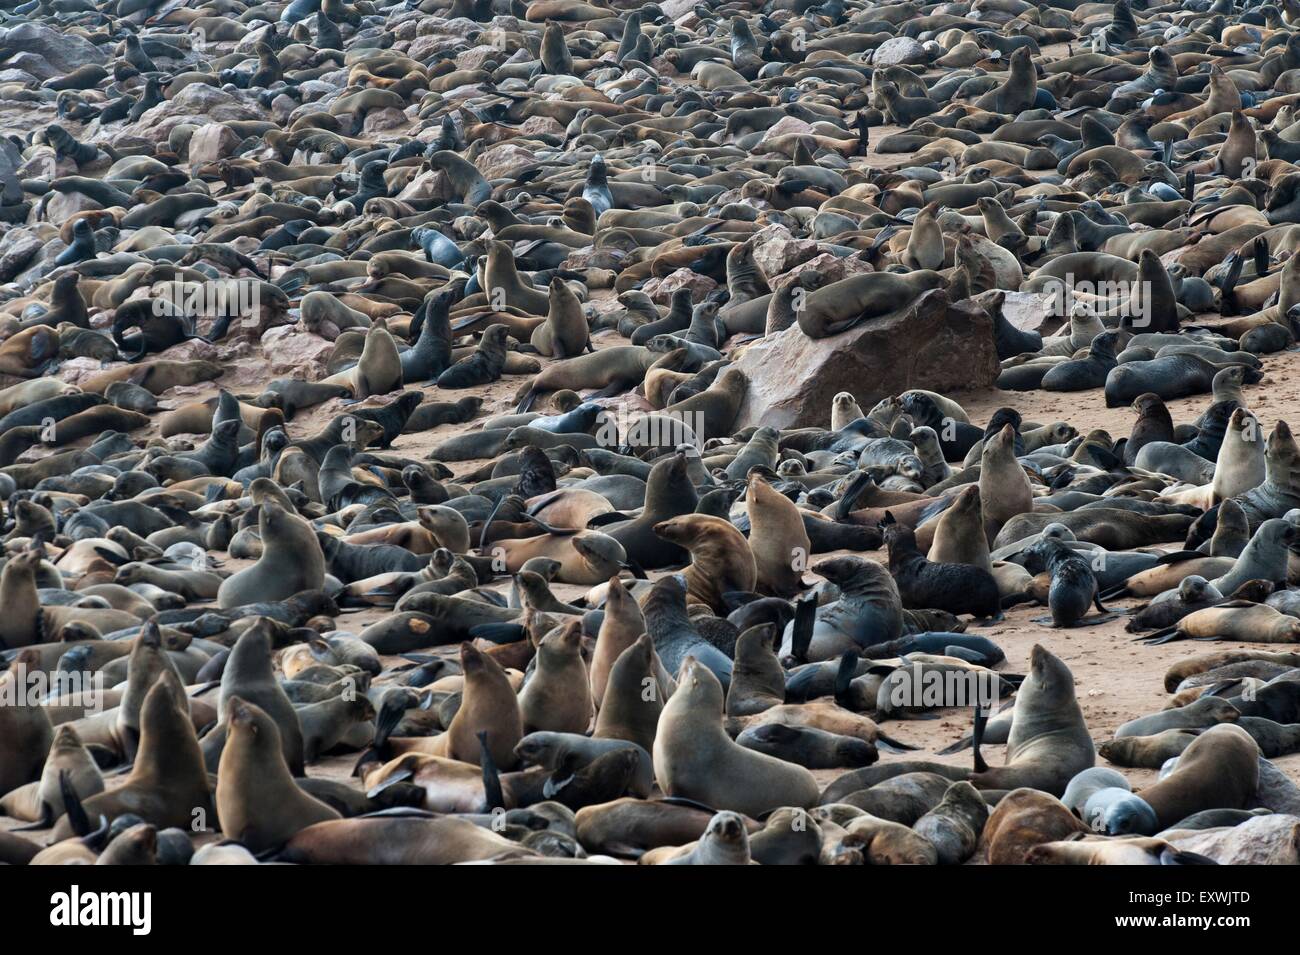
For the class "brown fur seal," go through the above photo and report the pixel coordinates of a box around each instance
[51,678,212,839]
[0,724,102,826]
[654,514,757,613]
[217,499,325,608]
[746,472,811,598]
[353,320,403,398]
[655,657,818,817]
[518,619,592,735]
[980,424,1033,539]
[590,577,645,708]
[796,272,945,338]
[0,649,53,796]
[216,697,341,852]
[406,643,522,768]
[1132,724,1259,829]
[531,278,590,358]
[279,815,526,864]
[979,788,1089,864]
[593,633,665,756]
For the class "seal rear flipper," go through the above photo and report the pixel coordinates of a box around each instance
[601,842,647,859]
[358,807,439,819]
[516,388,539,413]
[541,771,573,800]
[468,623,526,643]
[868,224,899,252]
[619,559,648,579]
[935,734,975,755]
[1000,591,1032,608]
[204,313,235,343]
[585,511,630,527]
[834,470,874,520]
[1200,680,1243,698]
[583,381,631,401]
[398,652,439,665]
[276,267,310,295]
[722,591,762,611]
[253,842,290,862]
[1134,626,1187,645]
[1093,593,1109,614]
[1160,847,1218,865]
[874,731,918,752]
[1159,548,1206,563]
[371,781,425,810]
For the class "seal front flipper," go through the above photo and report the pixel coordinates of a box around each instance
[365,763,415,800]
[832,650,858,710]
[92,545,130,566]
[1219,252,1243,316]
[60,769,94,838]
[788,592,816,665]
[834,471,872,520]
[971,704,990,774]
[1253,235,1270,278]
[478,731,506,812]
[478,492,511,552]
[372,694,413,752]
[586,511,630,528]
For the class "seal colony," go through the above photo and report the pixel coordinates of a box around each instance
[3,0,1300,868]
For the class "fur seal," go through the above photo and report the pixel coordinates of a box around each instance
[654,658,818,817]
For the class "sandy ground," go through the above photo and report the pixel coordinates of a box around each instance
[3,40,1300,842]
[123,334,1300,804]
